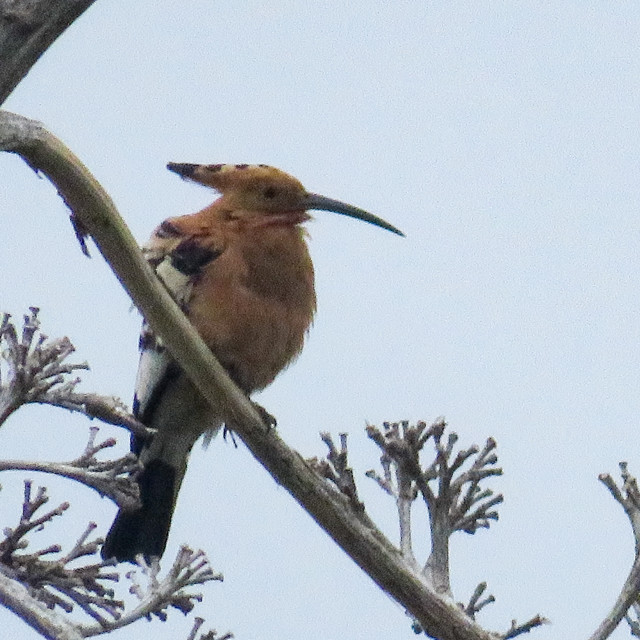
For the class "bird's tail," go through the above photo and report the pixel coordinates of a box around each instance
[101,370,222,563]
[101,413,204,563]
[101,457,181,563]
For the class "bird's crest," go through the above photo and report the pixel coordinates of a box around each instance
[168,162,304,196]
[167,161,404,235]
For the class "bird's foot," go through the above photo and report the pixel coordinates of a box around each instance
[222,403,276,444]
[252,402,277,431]
[222,424,239,447]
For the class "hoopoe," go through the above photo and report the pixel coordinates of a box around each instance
[101,163,403,562]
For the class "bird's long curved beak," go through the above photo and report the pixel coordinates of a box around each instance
[304,193,404,237]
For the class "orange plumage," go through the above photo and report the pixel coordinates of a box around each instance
[102,163,402,562]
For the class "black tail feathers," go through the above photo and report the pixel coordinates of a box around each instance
[101,460,177,563]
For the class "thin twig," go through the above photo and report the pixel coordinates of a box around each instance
[78,547,222,636]
[0,482,123,621]
[0,481,223,635]
[502,615,549,639]
[461,582,495,619]
[0,308,151,438]
[0,428,141,509]
[310,432,365,512]
[589,464,640,640]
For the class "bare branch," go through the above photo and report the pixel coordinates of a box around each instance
[589,463,640,640]
[461,582,495,619]
[419,432,502,593]
[0,308,151,438]
[186,618,234,640]
[626,602,640,638]
[0,110,264,430]
[0,568,85,640]
[190,617,233,640]
[366,422,424,566]
[0,479,223,636]
[78,546,222,636]
[187,617,206,640]
[0,427,141,509]
[39,391,152,439]
[502,615,549,639]
[0,481,125,623]
[0,0,98,106]
[600,462,640,548]
[366,420,503,599]
[0,307,87,426]
[308,432,365,512]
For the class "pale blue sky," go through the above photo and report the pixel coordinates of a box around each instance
[2,2,640,639]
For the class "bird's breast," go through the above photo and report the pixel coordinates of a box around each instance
[186,227,316,392]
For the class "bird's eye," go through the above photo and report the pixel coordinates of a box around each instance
[263,187,278,199]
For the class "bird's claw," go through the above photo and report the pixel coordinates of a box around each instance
[222,403,275,445]
[222,424,239,447]
[252,402,277,431]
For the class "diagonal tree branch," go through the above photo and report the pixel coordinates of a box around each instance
[0,111,497,640]
[0,0,98,106]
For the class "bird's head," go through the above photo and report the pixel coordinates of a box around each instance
[167,162,404,236]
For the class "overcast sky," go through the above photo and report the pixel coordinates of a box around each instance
[2,2,640,639]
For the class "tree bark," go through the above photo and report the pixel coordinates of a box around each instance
[0,0,96,105]
[0,570,84,640]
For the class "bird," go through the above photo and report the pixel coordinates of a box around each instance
[101,162,403,562]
